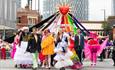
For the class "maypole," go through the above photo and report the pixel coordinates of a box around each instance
[59,4,71,32]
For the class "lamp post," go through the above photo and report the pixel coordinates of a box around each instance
[101,9,107,36]
[101,9,106,21]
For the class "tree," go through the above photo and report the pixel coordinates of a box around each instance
[102,21,112,36]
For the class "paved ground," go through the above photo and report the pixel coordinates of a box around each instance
[0,59,115,70]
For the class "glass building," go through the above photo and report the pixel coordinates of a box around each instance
[43,0,89,20]
[16,0,21,9]
[0,0,17,28]
[113,0,115,15]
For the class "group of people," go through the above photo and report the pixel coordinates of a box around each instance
[10,27,115,70]
[0,39,11,59]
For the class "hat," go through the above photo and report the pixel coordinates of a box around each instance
[18,27,29,31]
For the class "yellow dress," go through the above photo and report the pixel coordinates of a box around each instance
[41,34,55,55]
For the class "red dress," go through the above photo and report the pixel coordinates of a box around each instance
[1,47,6,59]
[69,37,74,51]
[39,52,46,62]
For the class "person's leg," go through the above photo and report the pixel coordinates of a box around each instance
[48,55,51,68]
[82,51,85,61]
[100,53,103,61]
[41,60,45,67]
[113,58,115,66]
[100,50,104,61]
[112,51,115,66]
[35,51,38,64]
[77,50,82,63]
[32,51,38,69]
[90,53,93,65]
[108,50,111,58]
[51,54,56,66]
[93,53,97,65]
[45,56,49,68]
[105,50,108,59]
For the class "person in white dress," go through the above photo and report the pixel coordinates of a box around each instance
[54,32,73,69]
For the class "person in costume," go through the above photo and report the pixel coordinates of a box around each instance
[68,31,82,69]
[13,30,23,67]
[54,31,73,69]
[105,40,112,59]
[112,39,115,66]
[15,27,34,68]
[69,31,75,51]
[26,27,42,70]
[99,38,105,61]
[88,37,100,66]
[11,31,21,59]
[41,29,55,68]
[74,29,84,64]
[84,33,109,66]
[50,32,60,67]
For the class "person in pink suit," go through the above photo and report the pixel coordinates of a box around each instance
[88,37,100,66]
[84,32,108,66]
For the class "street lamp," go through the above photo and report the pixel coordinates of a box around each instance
[101,9,106,21]
[101,9,107,36]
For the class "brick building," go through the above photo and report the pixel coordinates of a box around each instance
[16,5,41,29]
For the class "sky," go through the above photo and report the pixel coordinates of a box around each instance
[21,0,112,21]
[89,0,112,21]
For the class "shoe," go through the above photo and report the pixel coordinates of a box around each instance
[48,66,51,69]
[60,67,65,70]
[91,63,93,66]
[20,64,23,68]
[45,66,49,68]
[32,67,37,70]
[14,64,17,68]
[113,64,115,66]
[51,64,54,67]
[41,65,45,68]
[93,63,96,66]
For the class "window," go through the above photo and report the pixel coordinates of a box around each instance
[17,17,21,23]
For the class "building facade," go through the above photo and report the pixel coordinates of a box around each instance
[113,0,115,15]
[0,0,17,28]
[17,5,41,29]
[43,0,88,20]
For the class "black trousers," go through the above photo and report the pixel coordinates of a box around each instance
[51,53,56,66]
[112,51,115,64]
[75,49,82,63]
[100,49,105,61]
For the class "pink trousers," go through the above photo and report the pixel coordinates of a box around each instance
[91,53,97,63]
[89,46,98,63]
